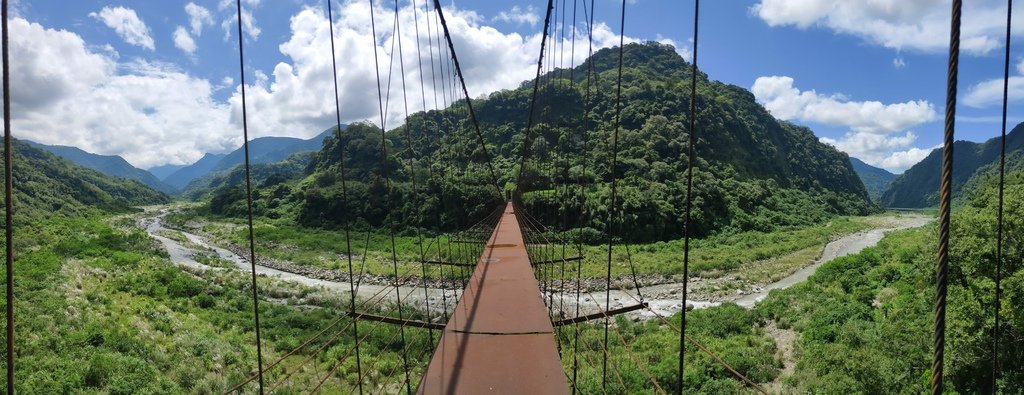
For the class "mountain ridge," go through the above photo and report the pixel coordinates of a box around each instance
[24,141,176,195]
[881,122,1024,208]
[849,157,896,201]
[164,128,336,191]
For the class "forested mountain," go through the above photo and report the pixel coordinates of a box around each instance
[163,153,226,190]
[182,152,314,201]
[4,139,169,218]
[209,42,872,241]
[881,122,1024,208]
[25,141,176,195]
[148,164,185,180]
[164,129,334,190]
[850,157,896,200]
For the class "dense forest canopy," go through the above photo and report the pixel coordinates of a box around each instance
[2,139,169,219]
[882,122,1024,208]
[207,42,873,242]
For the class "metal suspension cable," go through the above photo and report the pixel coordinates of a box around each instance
[395,0,435,349]
[1,0,14,391]
[431,0,503,199]
[573,2,596,391]
[225,275,402,393]
[601,1,627,391]
[266,279,407,393]
[233,1,265,392]
[620,291,769,394]
[933,0,961,393]
[992,1,1012,391]
[325,1,363,392]
[368,2,412,393]
[577,290,666,394]
[678,1,699,393]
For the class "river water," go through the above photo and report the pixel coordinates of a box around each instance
[139,209,930,320]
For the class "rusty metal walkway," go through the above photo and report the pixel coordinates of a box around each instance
[417,202,569,394]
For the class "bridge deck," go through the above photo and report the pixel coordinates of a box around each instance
[417,202,569,394]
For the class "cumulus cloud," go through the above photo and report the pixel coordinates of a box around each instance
[751,0,1023,55]
[493,5,539,27]
[751,76,936,133]
[89,6,155,51]
[964,58,1024,107]
[233,1,639,136]
[821,132,933,172]
[173,26,197,55]
[752,76,937,172]
[185,2,214,36]
[4,1,651,169]
[3,18,232,168]
[220,0,261,41]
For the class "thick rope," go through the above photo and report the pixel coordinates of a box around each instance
[234,1,265,392]
[325,0,363,392]
[1,0,14,392]
[679,1,699,393]
[992,0,1012,391]
[934,0,961,393]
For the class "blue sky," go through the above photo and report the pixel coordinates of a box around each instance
[4,0,1023,172]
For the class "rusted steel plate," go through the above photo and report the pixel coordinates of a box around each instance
[417,202,569,394]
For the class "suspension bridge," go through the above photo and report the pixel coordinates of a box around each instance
[0,0,1017,393]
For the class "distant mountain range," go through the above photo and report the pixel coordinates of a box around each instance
[147,164,186,180]
[10,139,168,217]
[25,141,177,195]
[881,122,1024,208]
[849,157,896,201]
[30,128,339,197]
[163,128,336,191]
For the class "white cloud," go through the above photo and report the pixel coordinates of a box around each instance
[220,0,261,41]
[493,5,539,27]
[3,18,232,168]
[655,35,692,61]
[752,75,938,172]
[751,0,1023,55]
[173,26,197,55]
[3,2,652,169]
[821,132,934,172]
[751,75,937,133]
[232,2,638,136]
[185,2,214,36]
[964,58,1024,107]
[892,56,906,69]
[89,6,155,51]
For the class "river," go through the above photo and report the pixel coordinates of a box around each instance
[139,208,931,321]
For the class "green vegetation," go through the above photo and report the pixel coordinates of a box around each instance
[3,139,168,219]
[563,305,780,394]
[174,204,879,287]
[756,171,1024,392]
[0,212,435,393]
[881,121,1024,208]
[849,157,896,201]
[204,42,873,243]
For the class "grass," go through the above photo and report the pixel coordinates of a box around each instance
[164,206,923,287]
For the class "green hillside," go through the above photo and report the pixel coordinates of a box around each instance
[849,157,896,201]
[207,42,872,241]
[25,141,177,195]
[4,139,169,218]
[881,122,1024,208]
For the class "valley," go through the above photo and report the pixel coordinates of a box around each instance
[140,204,931,320]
